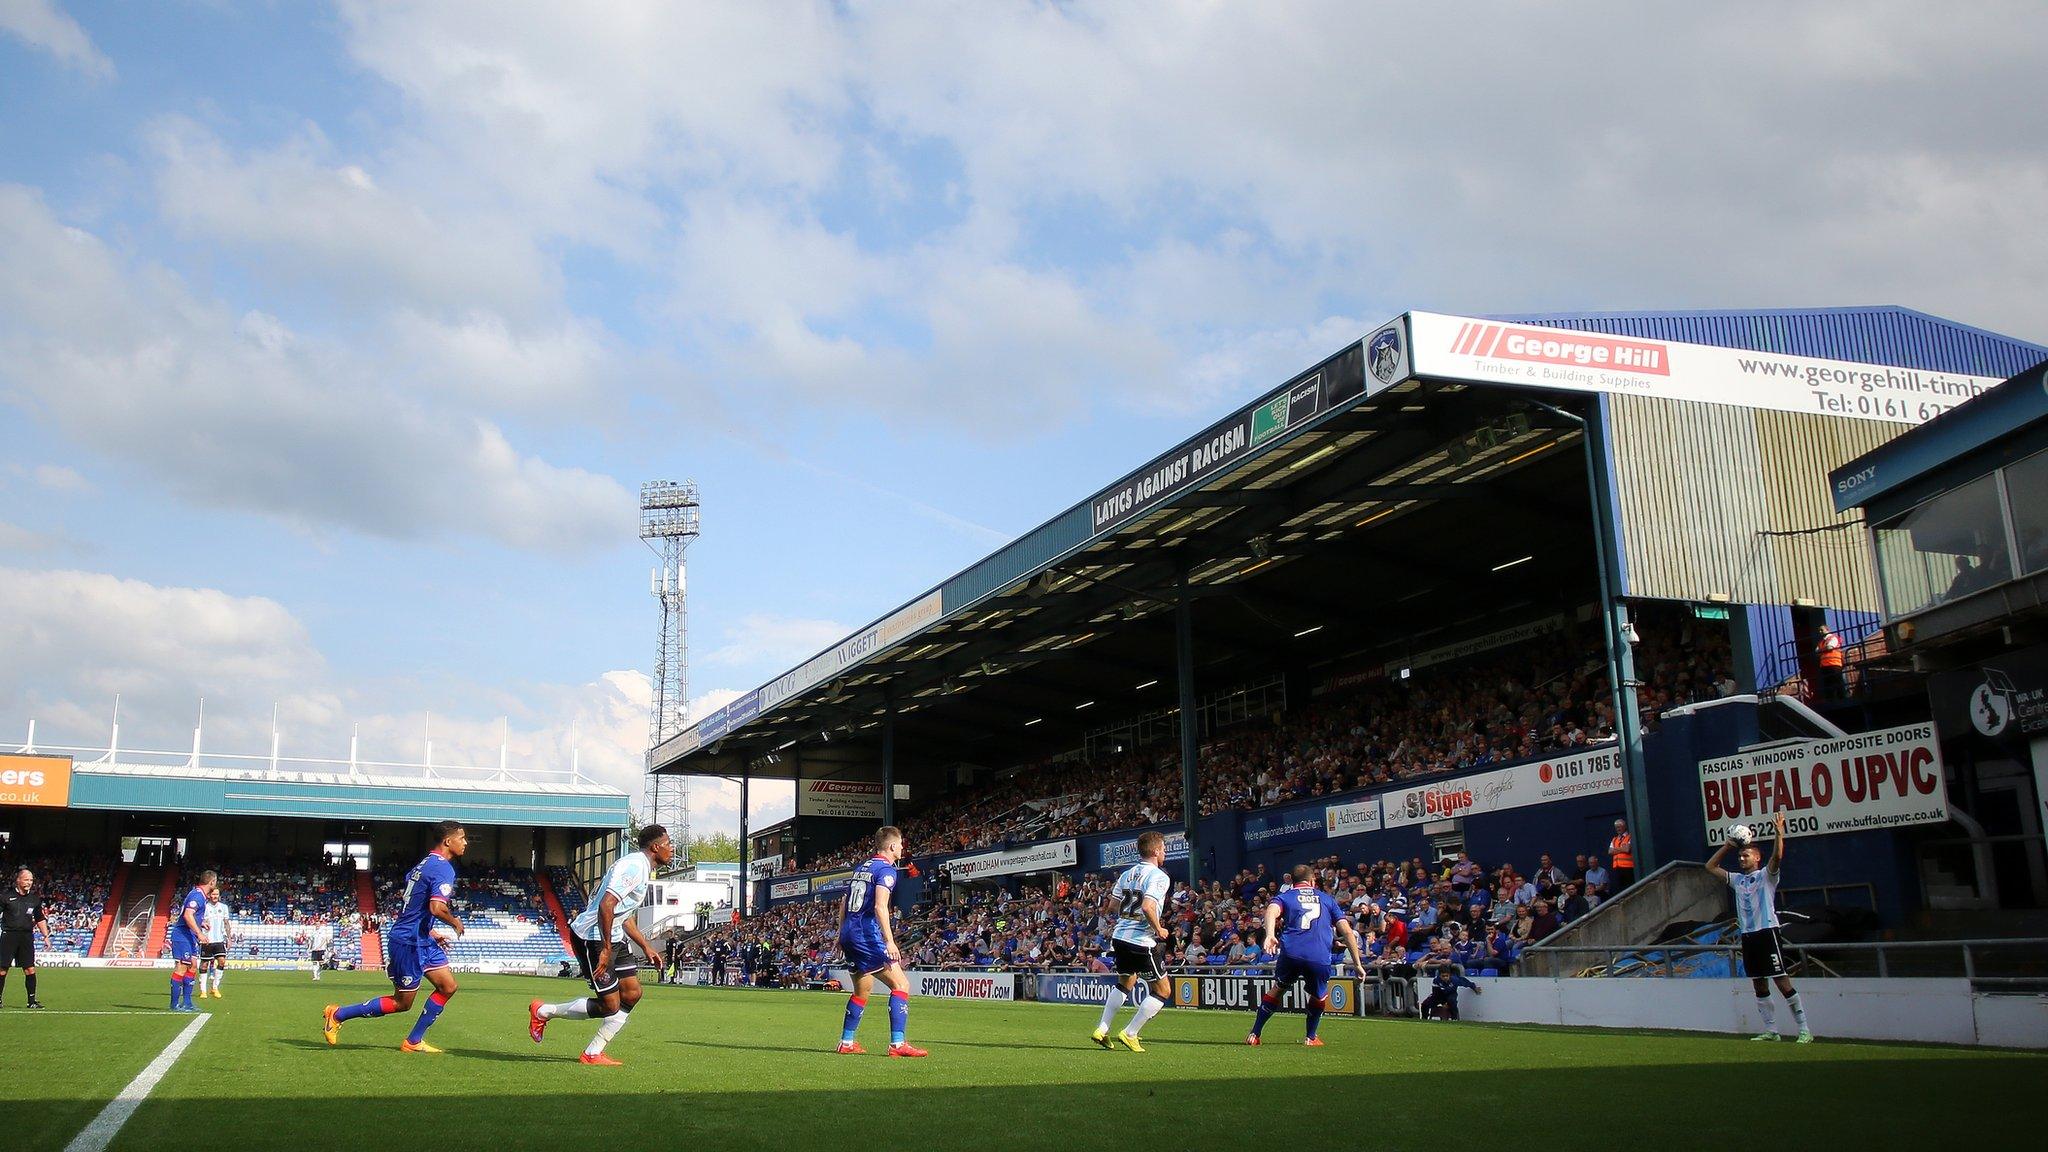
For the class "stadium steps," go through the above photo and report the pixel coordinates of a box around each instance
[144,868,180,958]
[1515,860,1719,978]
[1598,920,1739,978]
[89,863,130,958]
[535,869,577,953]
[353,868,382,968]
[103,867,166,959]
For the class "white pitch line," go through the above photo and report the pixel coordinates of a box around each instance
[62,1011,210,1152]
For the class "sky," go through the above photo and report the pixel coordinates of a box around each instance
[3,1,2044,841]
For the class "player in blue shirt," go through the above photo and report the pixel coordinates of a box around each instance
[324,820,468,1052]
[1251,864,1364,1046]
[835,826,926,1057]
[167,869,215,1011]
[1421,963,1482,1019]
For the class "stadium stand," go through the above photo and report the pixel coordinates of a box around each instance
[802,607,1732,872]
[699,837,1620,980]
[370,863,565,967]
[177,861,362,963]
[9,855,112,957]
[1,854,583,967]
[546,866,588,919]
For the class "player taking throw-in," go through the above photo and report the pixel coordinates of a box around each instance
[1706,812,1814,1043]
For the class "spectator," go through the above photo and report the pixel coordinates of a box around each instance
[1608,820,1636,893]
[1510,904,1537,947]
[1560,881,1591,923]
[1449,852,1481,892]
[797,607,1729,871]
[1584,858,1610,898]
[1512,873,1537,907]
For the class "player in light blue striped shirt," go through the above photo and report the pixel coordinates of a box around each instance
[1707,812,1812,1042]
[1093,831,1174,1052]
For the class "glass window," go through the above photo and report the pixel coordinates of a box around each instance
[2009,449,2048,576]
[1873,473,2014,617]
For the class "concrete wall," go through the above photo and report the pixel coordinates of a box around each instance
[1516,860,1728,977]
[1462,976,2046,1048]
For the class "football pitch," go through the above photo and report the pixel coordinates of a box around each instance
[2,971,2040,1151]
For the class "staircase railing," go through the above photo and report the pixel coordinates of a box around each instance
[108,898,155,959]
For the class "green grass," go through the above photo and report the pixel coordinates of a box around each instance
[0,970,2040,1151]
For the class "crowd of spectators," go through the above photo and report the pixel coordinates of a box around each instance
[371,862,556,931]
[9,855,112,951]
[802,610,1731,872]
[691,834,1633,983]
[225,862,357,925]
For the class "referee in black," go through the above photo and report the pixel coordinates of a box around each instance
[2,866,54,1009]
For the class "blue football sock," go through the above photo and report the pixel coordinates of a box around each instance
[1306,995,1326,1040]
[170,976,182,1008]
[889,989,909,1045]
[1252,994,1278,1037]
[406,991,449,1044]
[841,995,866,1043]
[335,994,395,1022]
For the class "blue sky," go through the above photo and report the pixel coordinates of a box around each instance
[3,1,2043,836]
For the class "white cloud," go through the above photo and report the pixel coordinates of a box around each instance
[0,184,634,552]
[340,669,655,806]
[326,0,2048,438]
[0,521,61,552]
[686,687,742,725]
[28,463,91,493]
[669,196,1178,435]
[384,309,616,417]
[0,563,665,809]
[702,613,851,675]
[147,118,557,318]
[337,0,852,250]
[683,774,796,840]
[0,567,324,723]
[0,0,113,79]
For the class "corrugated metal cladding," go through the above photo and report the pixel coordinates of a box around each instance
[1744,604,1885,689]
[1504,306,2048,379]
[1746,604,1799,688]
[1603,393,1900,611]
